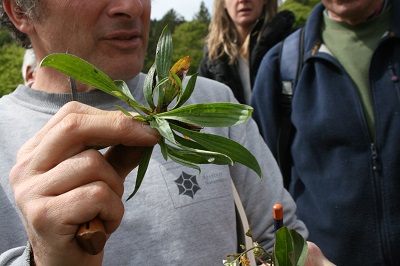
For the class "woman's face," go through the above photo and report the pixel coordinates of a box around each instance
[224,0,267,30]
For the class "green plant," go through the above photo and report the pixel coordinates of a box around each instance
[40,25,307,265]
[40,25,262,200]
[224,227,308,266]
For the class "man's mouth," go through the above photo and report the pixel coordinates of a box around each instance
[104,30,143,49]
[113,36,135,40]
[106,29,141,41]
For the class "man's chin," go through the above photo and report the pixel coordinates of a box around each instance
[107,65,143,82]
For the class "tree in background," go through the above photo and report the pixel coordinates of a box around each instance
[171,1,210,74]
[193,1,211,23]
[0,29,24,97]
[280,0,319,27]
[172,20,209,75]
[0,28,13,46]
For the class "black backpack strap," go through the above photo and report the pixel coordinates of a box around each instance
[277,27,304,189]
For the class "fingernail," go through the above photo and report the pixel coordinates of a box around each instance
[142,122,160,137]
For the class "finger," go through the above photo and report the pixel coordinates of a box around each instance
[18,102,113,158]
[62,181,125,235]
[27,107,159,172]
[306,241,336,266]
[28,181,125,239]
[15,149,125,199]
[18,101,159,158]
[104,144,149,179]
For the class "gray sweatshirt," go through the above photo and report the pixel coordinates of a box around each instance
[0,74,307,265]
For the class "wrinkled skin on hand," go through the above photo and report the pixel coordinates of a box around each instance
[305,242,336,266]
[9,102,160,266]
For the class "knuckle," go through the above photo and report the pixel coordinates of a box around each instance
[59,113,82,133]
[79,150,124,196]
[14,193,48,233]
[85,181,111,202]
[60,101,84,113]
[13,186,29,208]
[9,161,26,186]
[28,204,49,233]
[81,149,104,170]
[113,116,135,135]
[9,162,35,202]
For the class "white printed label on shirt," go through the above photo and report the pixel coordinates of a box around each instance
[159,160,231,209]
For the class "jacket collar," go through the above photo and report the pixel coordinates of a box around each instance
[303,1,399,58]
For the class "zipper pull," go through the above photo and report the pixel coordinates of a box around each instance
[370,143,381,173]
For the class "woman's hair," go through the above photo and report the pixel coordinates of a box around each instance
[206,0,278,64]
[0,0,42,48]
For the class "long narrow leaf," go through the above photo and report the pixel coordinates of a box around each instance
[173,133,233,165]
[154,77,170,89]
[167,150,201,172]
[274,227,294,266]
[166,144,212,165]
[157,103,253,127]
[156,79,167,113]
[151,119,233,165]
[173,132,208,150]
[173,74,198,109]
[156,25,172,79]
[170,123,262,178]
[170,135,233,165]
[158,137,169,161]
[163,80,179,107]
[150,117,175,144]
[114,80,135,101]
[114,80,151,114]
[170,70,183,92]
[126,146,154,201]
[143,63,157,109]
[41,53,122,97]
[290,228,308,266]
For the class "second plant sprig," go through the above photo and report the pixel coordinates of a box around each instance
[41,25,262,201]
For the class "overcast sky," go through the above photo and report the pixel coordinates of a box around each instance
[151,0,214,21]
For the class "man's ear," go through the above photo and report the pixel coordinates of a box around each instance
[2,0,35,34]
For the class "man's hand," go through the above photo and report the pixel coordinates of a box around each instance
[9,102,160,266]
[305,242,336,266]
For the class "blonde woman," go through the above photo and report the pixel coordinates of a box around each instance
[198,0,295,104]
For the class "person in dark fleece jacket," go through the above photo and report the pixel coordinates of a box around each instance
[198,0,295,104]
[252,0,400,265]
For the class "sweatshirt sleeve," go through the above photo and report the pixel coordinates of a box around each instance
[0,243,31,266]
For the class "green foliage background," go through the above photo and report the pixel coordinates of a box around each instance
[0,0,318,97]
[0,33,24,97]
[281,0,320,27]
[171,21,208,75]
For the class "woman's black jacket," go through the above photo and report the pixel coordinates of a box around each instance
[198,10,295,104]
